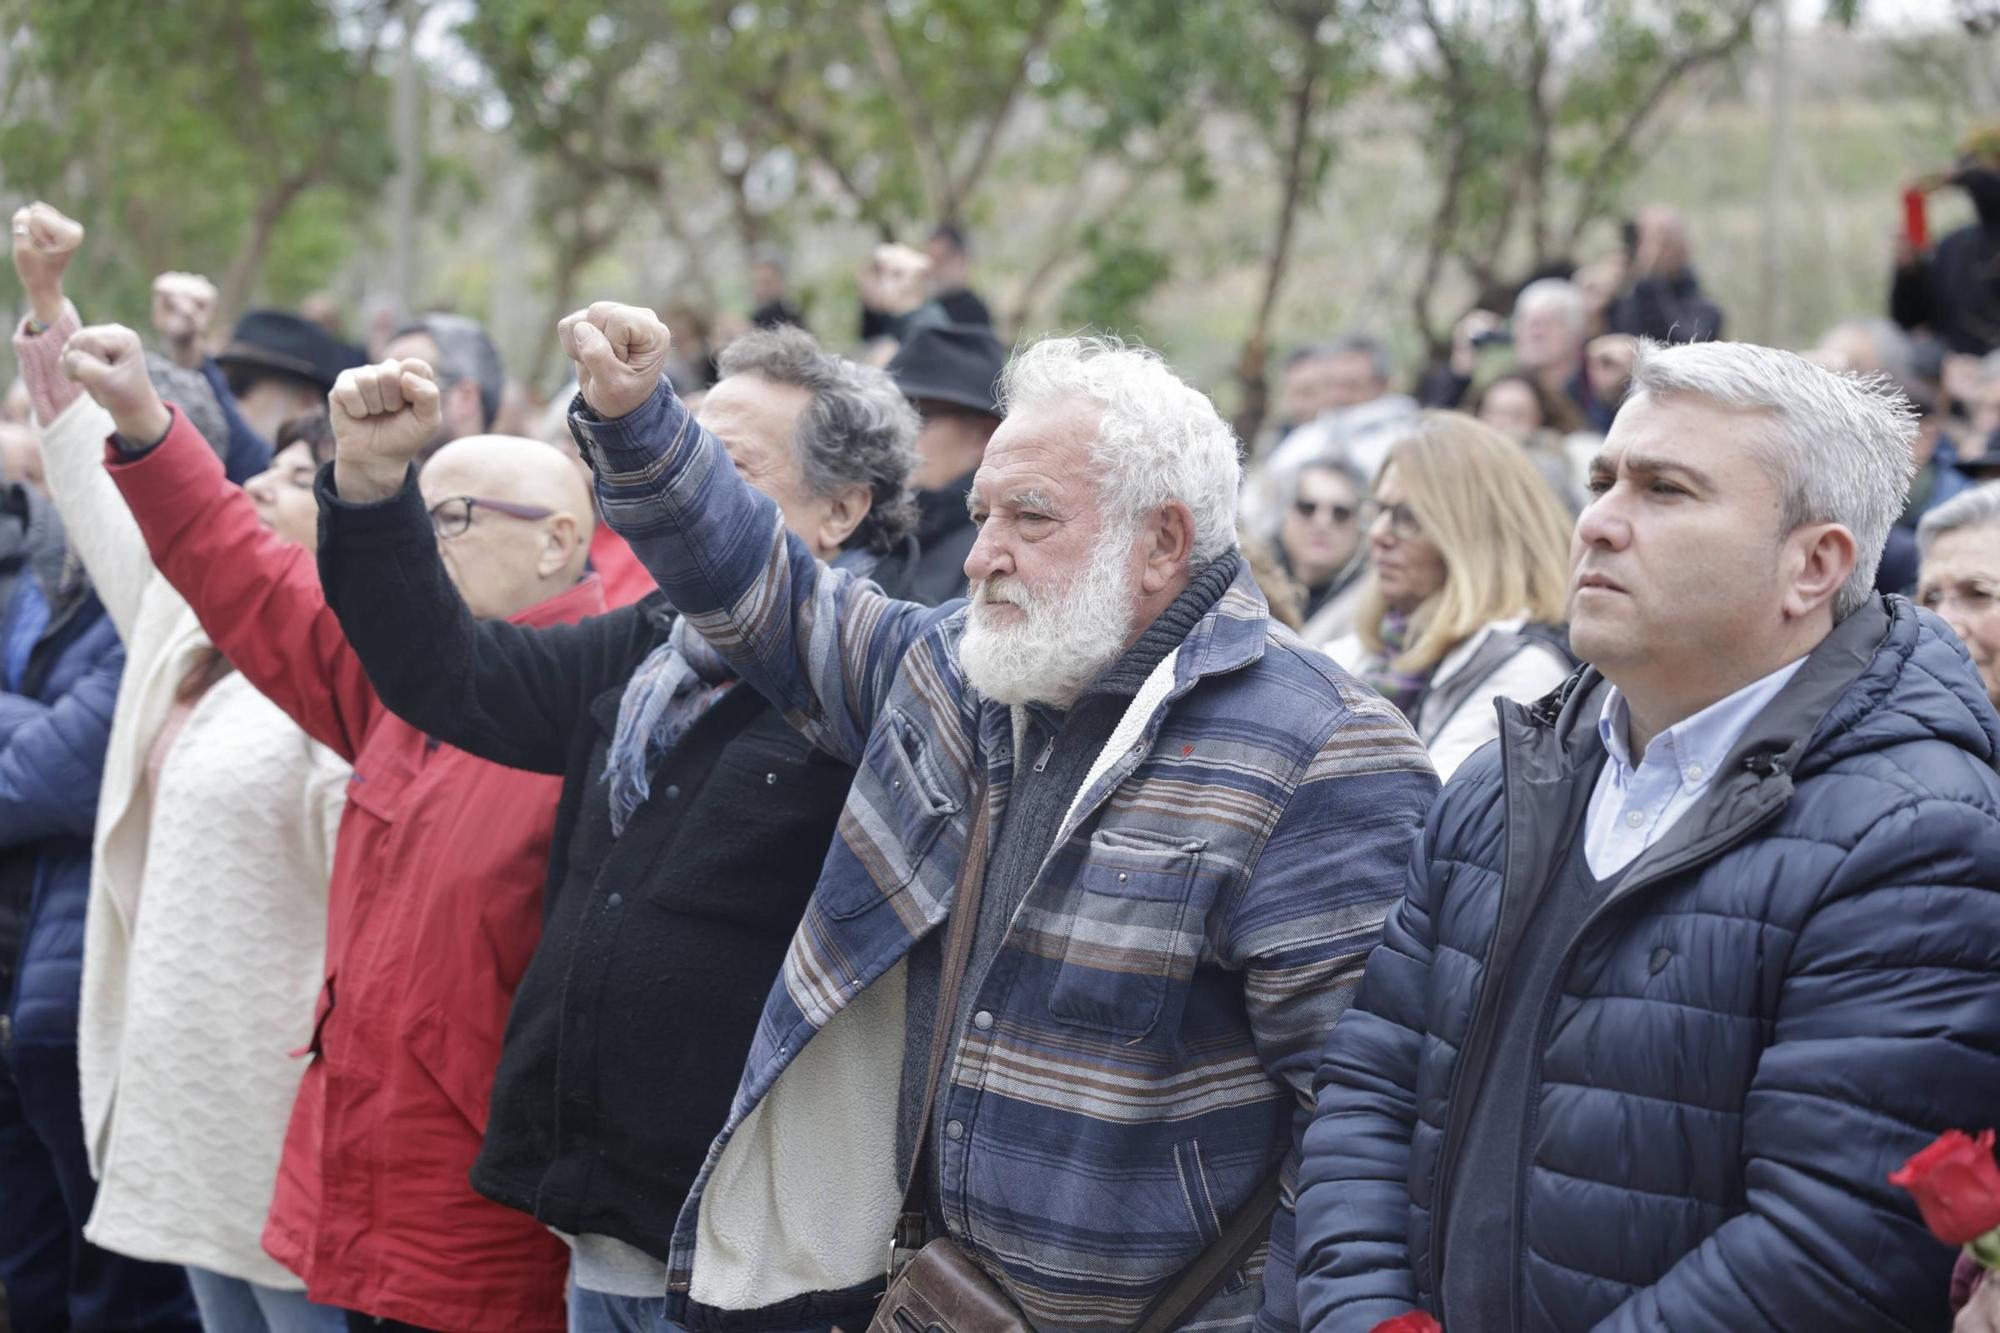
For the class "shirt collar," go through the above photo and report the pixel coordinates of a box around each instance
[1597,655,1811,792]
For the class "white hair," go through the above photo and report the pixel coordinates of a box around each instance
[1515,278,1587,338]
[1919,480,2000,555]
[1629,339,1918,618]
[998,335,1241,564]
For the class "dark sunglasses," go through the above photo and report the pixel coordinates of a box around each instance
[1293,498,1359,524]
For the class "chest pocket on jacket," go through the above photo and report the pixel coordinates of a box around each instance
[825,708,962,919]
[1047,828,1206,1039]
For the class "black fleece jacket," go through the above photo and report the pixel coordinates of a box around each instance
[314,465,917,1258]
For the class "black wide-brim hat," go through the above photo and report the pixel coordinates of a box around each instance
[215,309,366,393]
[888,321,1009,419]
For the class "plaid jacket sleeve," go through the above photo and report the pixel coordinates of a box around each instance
[570,379,951,764]
[1293,797,1444,1330]
[1225,693,1439,1332]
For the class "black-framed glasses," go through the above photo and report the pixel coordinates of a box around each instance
[428,495,556,540]
[1373,501,1423,541]
[1292,498,1360,524]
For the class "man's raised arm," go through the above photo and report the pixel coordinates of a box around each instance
[555,301,949,764]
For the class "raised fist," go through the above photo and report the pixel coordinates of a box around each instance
[12,202,84,326]
[558,302,672,421]
[859,243,930,317]
[62,324,170,447]
[152,272,219,368]
[329,358,441,502]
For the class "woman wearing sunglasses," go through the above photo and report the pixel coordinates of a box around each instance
[1330,412,1576,780]
[1275,457,1372,644]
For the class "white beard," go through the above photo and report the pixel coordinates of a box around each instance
[959,524,1137,707]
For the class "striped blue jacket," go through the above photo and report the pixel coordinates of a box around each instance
[569,381,1438,1333]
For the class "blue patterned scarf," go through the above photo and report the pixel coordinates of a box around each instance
[602,546,880,835]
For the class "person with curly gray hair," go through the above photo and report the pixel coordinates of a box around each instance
[302,322,923,1332]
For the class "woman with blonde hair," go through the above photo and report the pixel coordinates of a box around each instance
[1330,411,1576,779]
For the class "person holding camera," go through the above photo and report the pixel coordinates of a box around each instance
[1893,122,2000,358]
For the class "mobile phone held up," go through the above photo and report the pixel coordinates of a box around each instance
[1903,187,1929,252]
[1470,327,1513,350]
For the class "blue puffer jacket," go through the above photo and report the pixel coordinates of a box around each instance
[0,486,122,1046]
[1296,596,2000,1332]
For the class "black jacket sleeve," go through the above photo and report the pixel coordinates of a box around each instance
[1890,259,1933,334]
[312,464,638,776]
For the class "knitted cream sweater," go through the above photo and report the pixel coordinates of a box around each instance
[35,391,348,1287]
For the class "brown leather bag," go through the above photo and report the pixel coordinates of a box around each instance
[867,783,1280,1333]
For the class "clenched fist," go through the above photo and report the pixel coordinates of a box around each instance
[62,324,170,447]
[152,272,219,369]
[330,358,441,503]
[558,302,672,421]
[12,202,84,328]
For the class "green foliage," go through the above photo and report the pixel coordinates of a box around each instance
[1058,217,1171,333]
[0,0,394,320]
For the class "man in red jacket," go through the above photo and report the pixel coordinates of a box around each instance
[59,322,590,1333]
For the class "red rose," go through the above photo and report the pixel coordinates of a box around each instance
[1370,1314,1443,1333]
[1889,1129,2000,1245]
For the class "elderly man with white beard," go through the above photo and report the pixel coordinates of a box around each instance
[341,301,1438,1331]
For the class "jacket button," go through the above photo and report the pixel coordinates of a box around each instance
[945,1119,965,1140]
[973,1010,993,1031]
[1117,872,1128,883]
[607,893,624,908]
[766,772,777,785]
[664,784,680,800]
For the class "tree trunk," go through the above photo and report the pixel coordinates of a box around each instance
[215,173,312,324]
[1232,65,1321,452]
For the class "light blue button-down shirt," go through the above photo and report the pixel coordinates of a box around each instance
[1585,657,1808,877]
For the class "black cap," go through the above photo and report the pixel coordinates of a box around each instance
[887,322,1007,419]
[215,309,366,393]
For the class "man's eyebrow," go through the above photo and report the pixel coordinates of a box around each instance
[1590,450,1715,490]
[967,488,1063,518]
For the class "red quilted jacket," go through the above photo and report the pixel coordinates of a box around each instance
[109,411,584,1332]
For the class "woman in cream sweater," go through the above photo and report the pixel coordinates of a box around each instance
[16,289,348,1333]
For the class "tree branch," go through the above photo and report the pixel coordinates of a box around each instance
[946,0,1063,207]
[1561,0,1764,250]
[856,7,953,217]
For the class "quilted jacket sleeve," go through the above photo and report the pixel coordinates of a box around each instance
[107,408,381,761]
[0,629,123,846]
[1293,792,1450,1331]
[1595,794,2000,1333]
[1226,694,1438,1333]
[571,380,953,766]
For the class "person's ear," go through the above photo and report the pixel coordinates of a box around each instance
[817,482,873,553]
[1783,521,1857,620]
[1138,500,1196,596]
[537,512,582,579]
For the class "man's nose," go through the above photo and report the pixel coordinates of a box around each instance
[964,523,1011,586]
[1575,491,1627,549]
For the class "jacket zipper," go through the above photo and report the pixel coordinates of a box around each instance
[1430,740,1793,1307]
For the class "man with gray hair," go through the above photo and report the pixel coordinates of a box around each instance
[383,312,505,451]
[1298,339,2000,1331]
[1426,278,1606,428]
[336,298,1440,1329]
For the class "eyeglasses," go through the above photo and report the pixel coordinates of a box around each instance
[1918,581,2000,617]
[1292,498,1360,524]
[428,495,556,540]
[1373,501,1423,541]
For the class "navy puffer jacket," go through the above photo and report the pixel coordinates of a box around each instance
[1296,597,2000,1331]
[0,486,122,1045]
